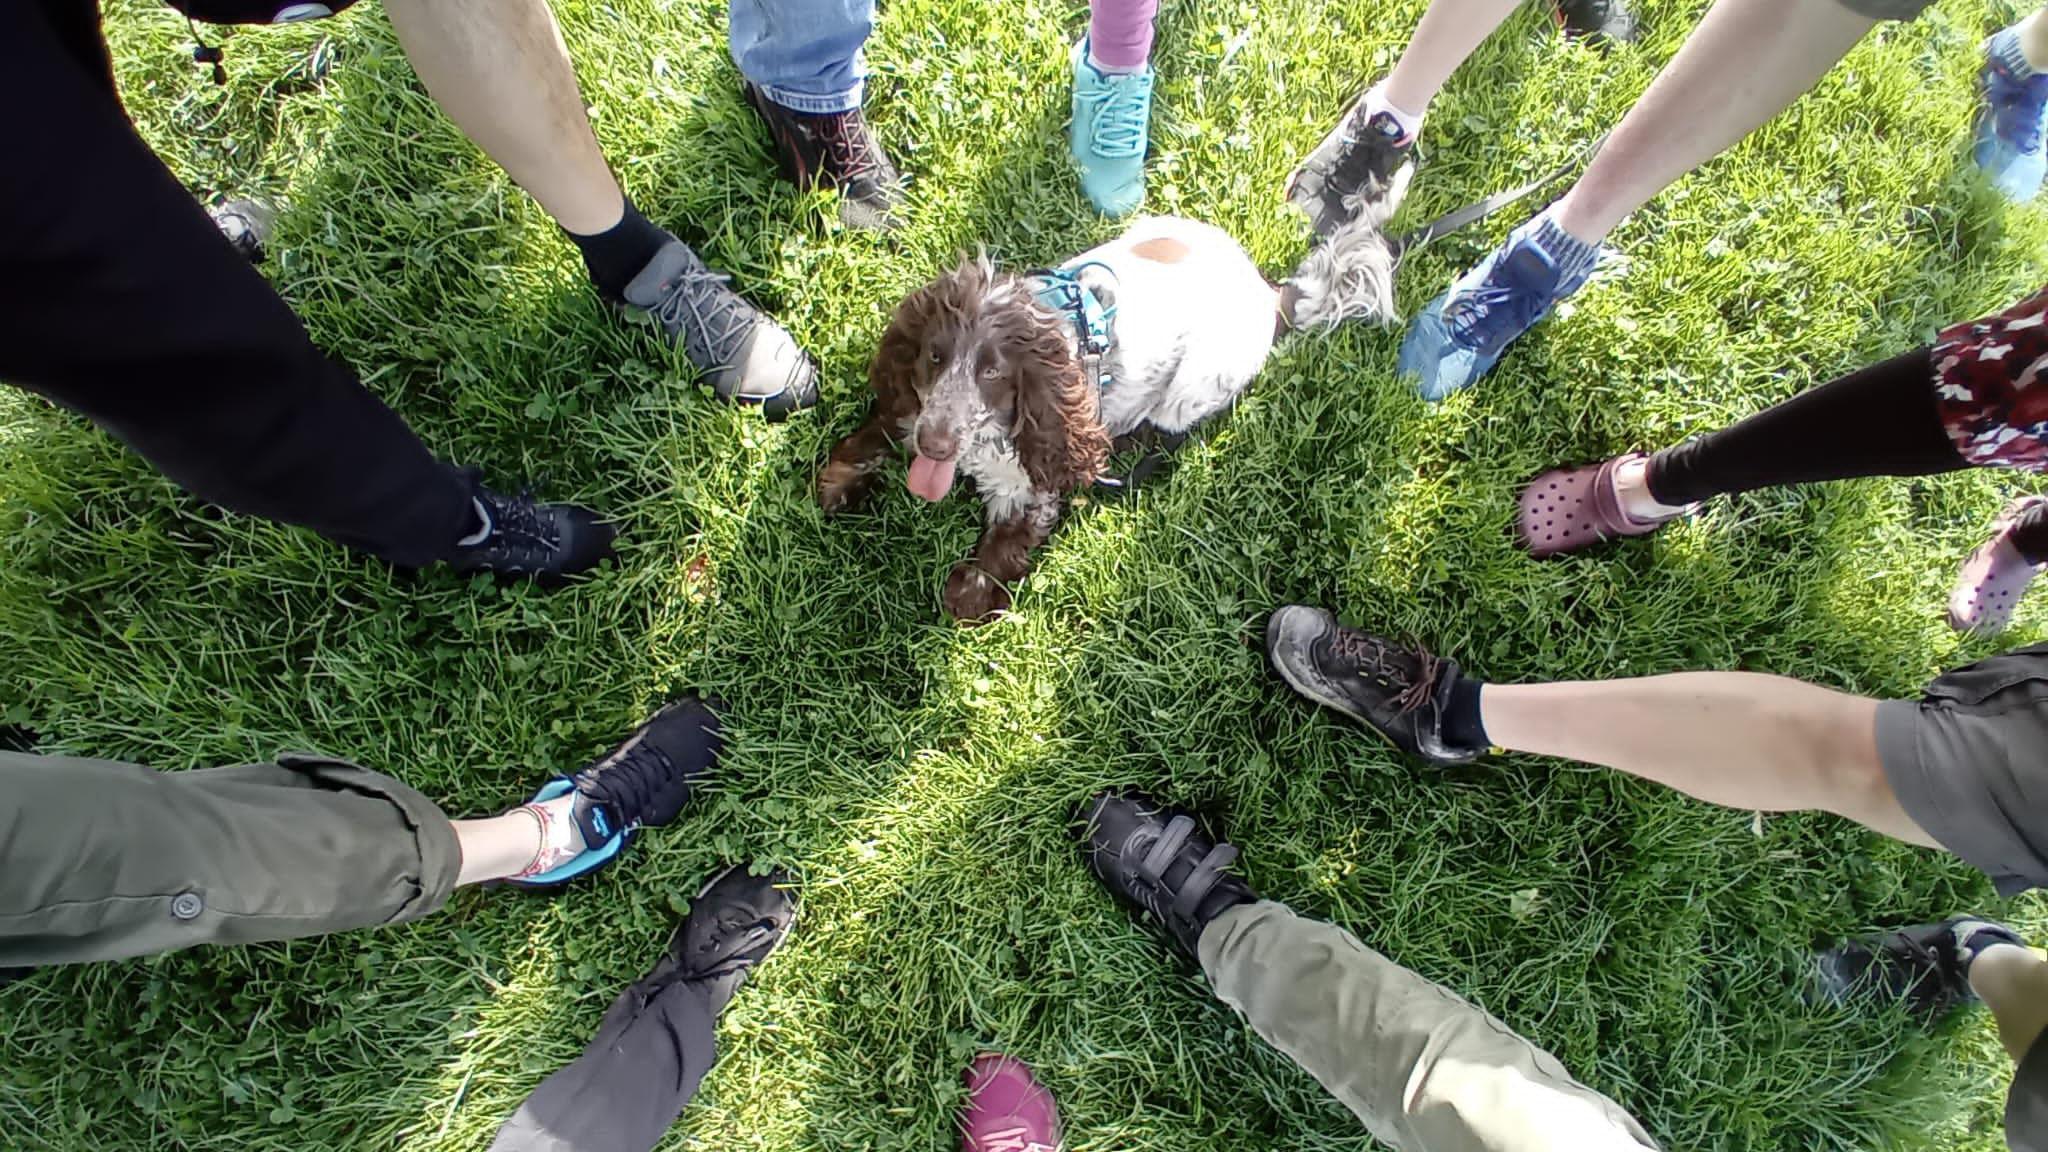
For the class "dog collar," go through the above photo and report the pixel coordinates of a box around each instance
[1026,262,1117,395]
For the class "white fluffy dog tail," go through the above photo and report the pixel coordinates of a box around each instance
[1281,162,1414,332]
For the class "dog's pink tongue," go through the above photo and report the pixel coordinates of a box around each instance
[907,454,957,502]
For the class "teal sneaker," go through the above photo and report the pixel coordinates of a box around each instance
[1070,39,1153,219]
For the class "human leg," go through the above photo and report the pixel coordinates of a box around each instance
[1552,0,1880,242]
[1286,0,1521,237]
[0,749,465,967]
[488,865,794,1152]
[380,0,819,409]
[1071,0,1161,218]
[1399,0,1886,398]
[0,698,725,967]
[1203,901,1657,1151]
[2,0,473,569]
[1078,791,1657,1152]
[1263,607,1937,847]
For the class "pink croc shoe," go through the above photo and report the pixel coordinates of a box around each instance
[960,1053,1062,1152]
[1949,496,2048,633]
[1517,453,1688,559]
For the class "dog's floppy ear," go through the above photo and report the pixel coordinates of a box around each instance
[1009,309,1111,492]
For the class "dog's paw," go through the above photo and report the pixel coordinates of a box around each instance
[817,461,874,514]
[944,563,1011,623]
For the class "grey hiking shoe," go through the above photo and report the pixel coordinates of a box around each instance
[1287,100,1417,240]
[620,240,819,419]
[1814,917,2027,1022]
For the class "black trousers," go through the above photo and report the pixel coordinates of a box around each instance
[1647,348,2048,559]
[1,0,472,567]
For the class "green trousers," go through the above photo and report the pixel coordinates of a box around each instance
[1200,901,1659,1152]
[0,750,461,967]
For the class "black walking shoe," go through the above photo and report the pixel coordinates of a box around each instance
[1265,606,1482,764]
[1814,917,2027,1022]
[620,240,820,418]
[209,197,277,263]
[1079,791,1257,958]
[507,696,725,891]
[660,864,797,1015]
[1286,101,1417,239]
[1554,0,1637,42]
[446,479,616,586]
[743,83,905,231]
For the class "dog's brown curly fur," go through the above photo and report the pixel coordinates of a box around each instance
[819,257,1113,621]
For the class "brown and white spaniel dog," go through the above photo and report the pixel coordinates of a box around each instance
[817,216,1287,622]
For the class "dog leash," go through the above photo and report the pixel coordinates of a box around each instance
[1391,131,1609,255]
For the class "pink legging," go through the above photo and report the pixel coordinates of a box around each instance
[1089,0,1158,70]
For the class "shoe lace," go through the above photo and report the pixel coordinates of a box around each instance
[815,109,888,179]
[586,738,681,830]
[471,488,559,561]
[1330,630,1441,715]
[647,259,756,370]
[1078,71,1154,159]
[1988,67,2048,154]
[1444,247,1559,355]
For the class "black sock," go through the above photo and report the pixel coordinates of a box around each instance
[1442,677,1490,752]
[567,196,670,299]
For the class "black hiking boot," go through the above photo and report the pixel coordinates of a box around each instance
[445,477,616,586]
[1265,606,1483,764]
[1078,791,1257,958]
[1286,102,1417,239]
[660,865,797,1015]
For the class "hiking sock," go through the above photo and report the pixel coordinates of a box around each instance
[1362,82,1425,140]
[1529,208,1601,280]
[1443,678,1490,752]
[1992,22,2042,79]
[568,196,670,299]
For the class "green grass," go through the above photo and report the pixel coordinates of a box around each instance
[5,0,2048,1147]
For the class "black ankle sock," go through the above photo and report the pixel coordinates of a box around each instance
[568,197,670,299]
[2014,503,2048,567]
[1442,677,1490,751]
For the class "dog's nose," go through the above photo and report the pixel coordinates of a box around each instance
[915,428,958,461]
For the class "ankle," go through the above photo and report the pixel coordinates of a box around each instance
[2004,14,2048,76]
[513,793,588,878]
[1086,44,1151,75]
[1612,456,1689,523]
[1364,82,1426,140]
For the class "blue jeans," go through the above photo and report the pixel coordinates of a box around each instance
[729,0,874,114]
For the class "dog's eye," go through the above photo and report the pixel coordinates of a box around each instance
[928,348,943,365]
[980,363,1000,380]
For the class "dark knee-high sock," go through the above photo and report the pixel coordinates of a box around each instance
[1645,348,1966,507]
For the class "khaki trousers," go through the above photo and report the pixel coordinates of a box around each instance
[1200,901,1660,1152]
[0,750,461,967]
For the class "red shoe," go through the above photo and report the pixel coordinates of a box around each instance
[960,1054,1062,1152]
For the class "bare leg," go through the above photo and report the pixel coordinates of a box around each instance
[382,0,624,234]
[1969,944,2048,1063]
[1382,0,1528,115]
[453,810,547,886]
[1553,0,1878,241]
[2025,7,2048,71]
[1480,672,1940,847]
